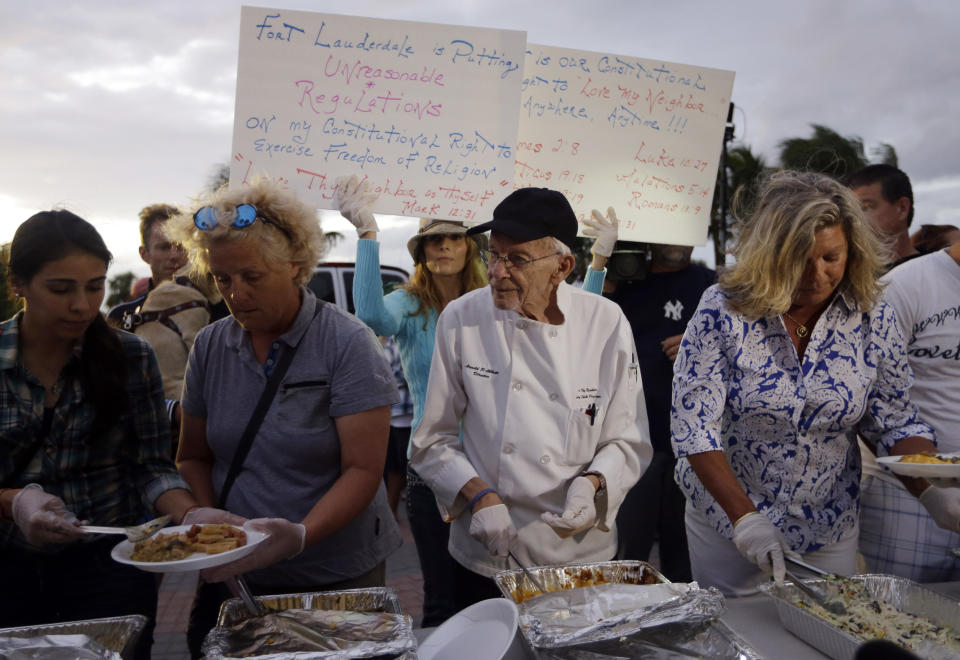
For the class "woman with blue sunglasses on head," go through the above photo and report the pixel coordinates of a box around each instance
[335,175,618,626]
[166,178,402,651]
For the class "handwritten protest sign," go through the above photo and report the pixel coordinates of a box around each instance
[230,7,526,221]
[517,45,735,245]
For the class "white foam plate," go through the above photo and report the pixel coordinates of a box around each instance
[876,451,960,479]
[110,523,267,573]
[417,598,519,660]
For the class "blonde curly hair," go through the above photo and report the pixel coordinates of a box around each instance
[719,170,887,318]
[164,178,325,285]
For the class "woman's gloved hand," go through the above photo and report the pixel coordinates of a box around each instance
[541,476,597,538]
[583,207,619,258]
[732,511,799,585]
[469,503,517,558]
[200,517,306,583]
[918,486,960,533]
[334,175,379,237]
[12,484,85,546]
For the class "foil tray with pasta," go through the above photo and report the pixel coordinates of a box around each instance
[761,574,960,660]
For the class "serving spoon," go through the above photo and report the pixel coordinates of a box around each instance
[80,514,172,543]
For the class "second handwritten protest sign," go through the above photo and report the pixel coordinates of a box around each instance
[517,45,734,245]
[231,6,526,220]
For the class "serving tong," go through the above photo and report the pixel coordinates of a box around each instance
[508,550,549,596]
[783,555,847,615]
[80,514,172,543]
[229,575,267,617]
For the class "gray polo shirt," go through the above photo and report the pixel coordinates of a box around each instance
[182,288,401,586]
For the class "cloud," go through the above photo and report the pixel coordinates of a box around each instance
[3,0,960,272]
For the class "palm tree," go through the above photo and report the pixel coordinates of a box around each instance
[710,143,768,266]
[105,271,137,308]
[778,125,869,178]
[870,143,898,168]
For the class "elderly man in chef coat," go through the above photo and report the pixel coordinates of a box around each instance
[410,187,653,608]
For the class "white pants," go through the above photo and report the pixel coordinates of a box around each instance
[684,502,858,596]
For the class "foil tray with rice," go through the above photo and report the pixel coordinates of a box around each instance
[761,573,960,660]
[494,560,759,658]
[201,587,416,659]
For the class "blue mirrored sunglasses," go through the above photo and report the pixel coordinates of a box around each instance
[193,203,291,240]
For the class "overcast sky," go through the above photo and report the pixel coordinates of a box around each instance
[2,0,959,282]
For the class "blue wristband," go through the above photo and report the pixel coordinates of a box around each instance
[469,487,498,513]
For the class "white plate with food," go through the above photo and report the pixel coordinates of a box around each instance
[417,598,521,660]
[876,451,960,479]
[111,523,267,573]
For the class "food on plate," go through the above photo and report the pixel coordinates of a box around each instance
[131,524,247,562]
[899,453,960,464]
[795,576,960,653]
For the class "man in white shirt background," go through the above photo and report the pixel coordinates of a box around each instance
[410,187,653,608]
[858,239,960,581]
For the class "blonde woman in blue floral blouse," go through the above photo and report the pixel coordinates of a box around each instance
[671,171,958,596]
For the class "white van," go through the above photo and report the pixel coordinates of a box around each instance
[307,262,409,314]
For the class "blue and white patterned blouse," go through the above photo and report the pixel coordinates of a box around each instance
[671,284,934,553]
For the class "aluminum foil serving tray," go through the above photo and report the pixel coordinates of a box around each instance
[494,559,668,605]
[205,586,416,659]
[215,586,402,626]
[0,615,147,659]
[761,573,960,660]
[494,560,761,659]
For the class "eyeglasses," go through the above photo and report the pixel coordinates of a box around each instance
[480,249,560,270]
[423,234,465,246]
[193,204,292,240]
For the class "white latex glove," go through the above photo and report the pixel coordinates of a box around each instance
[540,476,597,538]
[12,484,85,546]
[181,506,247,527]
[918,486,960,533]
[732,511,798,586]
[582,207,619,258]
[927,477,960,489]
[469,503,517,558]
[334,174,379,236]
[201,517,306,583]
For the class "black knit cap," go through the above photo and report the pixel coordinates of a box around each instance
[467,188,578,250]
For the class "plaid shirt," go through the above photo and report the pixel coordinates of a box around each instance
[0,313,189,553]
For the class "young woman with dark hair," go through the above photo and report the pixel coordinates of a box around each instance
[0,210,207,657]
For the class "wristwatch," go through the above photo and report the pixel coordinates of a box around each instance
[581,470,609,531]
[581,470,607,492]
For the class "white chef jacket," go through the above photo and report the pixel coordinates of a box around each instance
[410,282,653,577]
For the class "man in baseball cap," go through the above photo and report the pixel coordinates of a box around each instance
[410,187,652,609]
[465,187,581,322]
[467,187,579,250]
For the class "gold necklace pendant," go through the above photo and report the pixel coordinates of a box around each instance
[783,312,809,338]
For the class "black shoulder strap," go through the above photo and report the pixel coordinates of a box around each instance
[216,298,324,509]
